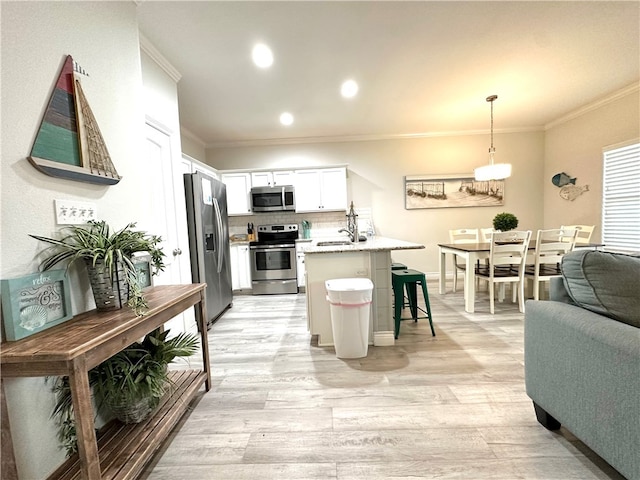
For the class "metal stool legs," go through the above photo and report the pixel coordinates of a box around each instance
[392,269,435,339]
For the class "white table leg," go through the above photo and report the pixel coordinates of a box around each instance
[463,252,476,313]
[439,249,447,294]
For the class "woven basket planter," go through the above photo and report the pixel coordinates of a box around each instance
[106,394,160,424]
[85,259,130,311]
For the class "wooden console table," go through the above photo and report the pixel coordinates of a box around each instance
[1,283,210,480]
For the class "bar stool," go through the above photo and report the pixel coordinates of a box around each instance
[391,263,408,308]
[391,269,435,338]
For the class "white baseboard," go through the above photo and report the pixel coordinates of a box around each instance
[373,331,395,346]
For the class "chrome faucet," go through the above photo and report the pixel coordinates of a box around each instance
[340,201,359,243]
[338,227,356,243]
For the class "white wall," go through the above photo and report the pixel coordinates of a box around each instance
[208,130,545,274]
[180,130,207,162]
[0,3,146,478]
[544,87,640,241]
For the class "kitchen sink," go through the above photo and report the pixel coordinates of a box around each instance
[316,240,352,246]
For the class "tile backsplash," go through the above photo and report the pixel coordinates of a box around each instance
[228,209,374,239]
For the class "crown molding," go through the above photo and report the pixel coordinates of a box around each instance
[545,81,640,130]
[139,32,182,83]
[180,127,207,148]
[205,126,542,149]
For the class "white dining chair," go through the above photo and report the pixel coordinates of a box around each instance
[561,225,595,245]
[480,227,495,242]
[524,228,578,300]
[475,230,532,314]
[449,228,479,292]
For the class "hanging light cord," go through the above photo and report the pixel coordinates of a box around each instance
[487,95,497,161]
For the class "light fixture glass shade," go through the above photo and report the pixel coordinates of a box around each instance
[475,95,512,181]
[474,162,512,181]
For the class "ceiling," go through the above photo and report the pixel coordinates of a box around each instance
[136,1,640,147]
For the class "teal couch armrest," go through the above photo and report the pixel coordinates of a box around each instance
[524,300,640,480]
[549,276,575,305]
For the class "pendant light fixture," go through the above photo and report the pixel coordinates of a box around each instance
[474,95,512,181]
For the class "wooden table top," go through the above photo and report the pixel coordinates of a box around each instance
[1,284,205,371]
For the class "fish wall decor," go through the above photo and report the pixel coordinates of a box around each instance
[559,184,589,201]
[552,171,588,201]
[552,172,576,187]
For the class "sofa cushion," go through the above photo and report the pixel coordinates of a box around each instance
[561,250,640,328]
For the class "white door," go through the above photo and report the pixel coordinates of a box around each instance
[144,122,193,334]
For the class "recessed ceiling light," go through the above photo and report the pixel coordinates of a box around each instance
[252,43,273,68]
[341,79,359,98]
[280,112,294,126]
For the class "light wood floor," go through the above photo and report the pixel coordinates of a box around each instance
[142,283,625,480]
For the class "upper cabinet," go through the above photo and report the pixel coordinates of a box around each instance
[294,167,347,212]
[251,170,295,187]
[221,172,252,216]
[220,166,348,215]
[188,157,219,179]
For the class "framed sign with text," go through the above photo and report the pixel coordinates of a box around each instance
[1,269,73,341]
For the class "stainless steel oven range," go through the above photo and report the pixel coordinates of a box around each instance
[250,224,299,294]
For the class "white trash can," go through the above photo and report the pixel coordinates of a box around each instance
[325,278,374,359]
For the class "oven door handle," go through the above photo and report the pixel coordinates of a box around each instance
[250,244,295,250]
[213,197,224,273]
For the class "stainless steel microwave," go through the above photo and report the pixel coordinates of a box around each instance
[250,185,296,212]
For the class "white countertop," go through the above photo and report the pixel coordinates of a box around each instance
[303,236,424,254]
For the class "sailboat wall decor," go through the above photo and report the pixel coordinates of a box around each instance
[28,55,121,185]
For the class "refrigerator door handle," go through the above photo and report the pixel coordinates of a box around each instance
[213,197,224,273]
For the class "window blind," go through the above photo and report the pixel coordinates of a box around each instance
[602,142,640,253]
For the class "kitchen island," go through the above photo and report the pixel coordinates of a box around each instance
[302,236,424,347]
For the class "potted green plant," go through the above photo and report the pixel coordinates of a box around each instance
[51,328,199,455]
[492,212,519,232]
[30,221,165,315]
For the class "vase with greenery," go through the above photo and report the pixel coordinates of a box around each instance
[31,220,165,316]
[492,212,519,232]
[51,328,199,455]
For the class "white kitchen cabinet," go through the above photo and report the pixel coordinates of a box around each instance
[294,167,347,212]
[251,170,295,187]
[221,172,252,215]
[295,241,309,288]
[230,243,252,290]
[188,156,219,179]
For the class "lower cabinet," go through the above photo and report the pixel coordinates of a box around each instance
[296,243,307,288]
[230,243,252,291]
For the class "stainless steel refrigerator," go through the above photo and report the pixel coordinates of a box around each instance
[184,172,233,328]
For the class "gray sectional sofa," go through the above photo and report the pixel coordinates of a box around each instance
[524,249,640,480]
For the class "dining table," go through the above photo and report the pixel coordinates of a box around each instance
[438,241,535,313]
[438,240,604,313]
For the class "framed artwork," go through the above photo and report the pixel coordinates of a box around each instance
[405,173,505,209]
[132,253,153,289]
[1,270,73,341]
